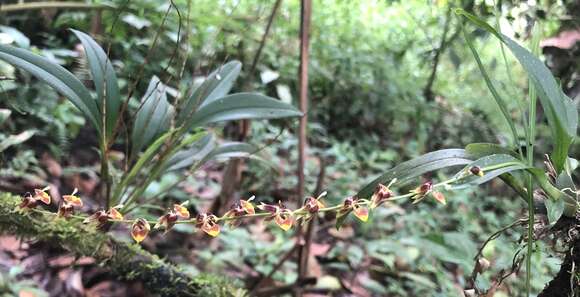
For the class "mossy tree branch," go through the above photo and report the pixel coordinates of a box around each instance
[0,193,244,297]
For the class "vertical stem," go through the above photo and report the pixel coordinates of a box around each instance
[101,141,110,209]
[296,1,311,296]
[525,23,541,297]
[423,6,452,102]
[297,0,311,204]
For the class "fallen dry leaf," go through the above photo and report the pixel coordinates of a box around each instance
[41,153,62,178]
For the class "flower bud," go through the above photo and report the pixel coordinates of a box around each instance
[410,181,433,203]
[469,166,484,177]
[477,257,490,273]
[463,289,476,297]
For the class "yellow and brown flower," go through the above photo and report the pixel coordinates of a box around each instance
[154,212,178,232]
[239,196,256,215]
[173,202,190,219]
[62,188,83,207]
[19,187,51,209]
[258,201,294,231]
[57,202,74,218]
[370,182,394,209]
[196,213,220,237]
[33,187,51,205]
[131,218,151,243]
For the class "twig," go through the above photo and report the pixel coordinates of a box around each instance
[297,158,325,286]
[467,218,527,292]
[423,5,453,102]
[249,244,298,293]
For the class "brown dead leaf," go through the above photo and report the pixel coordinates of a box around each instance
[0,236,22,252]
[18,290,37,297]
[41,153,62,178]
[49,256,76,268]
[541,30,580,49]
[310,243,331,256]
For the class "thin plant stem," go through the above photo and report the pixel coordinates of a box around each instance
[493,0,530,141]
[461,24,523,159]
[27,173,469,231]
[525,22,541,297]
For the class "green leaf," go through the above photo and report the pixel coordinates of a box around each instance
[451,154,577,217]
[112,130,175,205]
[335,209,352,230]
[185,92,302,129]
[451,154,528,187]
[357,149,472,198]
[131,76,174,157]
[71,29,121,141]
[177,61,242,126]
[544,198,564,225]
[0,44,100,130]
[462,25,521,151]
[0,109,11,126]
[164,133,215,172]
[457,9,578,173]
[206,142,257,160]
[0,130,34,153]
[465,143,519,159]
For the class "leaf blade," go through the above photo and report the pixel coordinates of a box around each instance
[71,29,121,141]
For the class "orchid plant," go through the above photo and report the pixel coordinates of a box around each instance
[2,10,579,297]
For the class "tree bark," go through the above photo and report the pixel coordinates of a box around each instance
[0,193,243,297]
[538,218,579,297]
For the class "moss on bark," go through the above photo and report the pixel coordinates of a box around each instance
[0,193,245,297]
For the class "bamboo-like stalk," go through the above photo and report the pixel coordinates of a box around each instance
[296,1,312,295]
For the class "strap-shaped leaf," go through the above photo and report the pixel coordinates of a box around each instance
[185,92,302,129]
[71,29,120,141]
[456,9,578,173]
[132,76,175,156]
[111,130,175,205]
[357,149,473,198]
[0,44,100,130]
[176,61,242,125]
[206,142,257,160]
[465,143,519,159]
[451,153,576,220]
[0,130,34,153]
[451,154,528,187]
[164,133,216,172]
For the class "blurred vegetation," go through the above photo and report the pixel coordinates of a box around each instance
[0,0,578,296]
